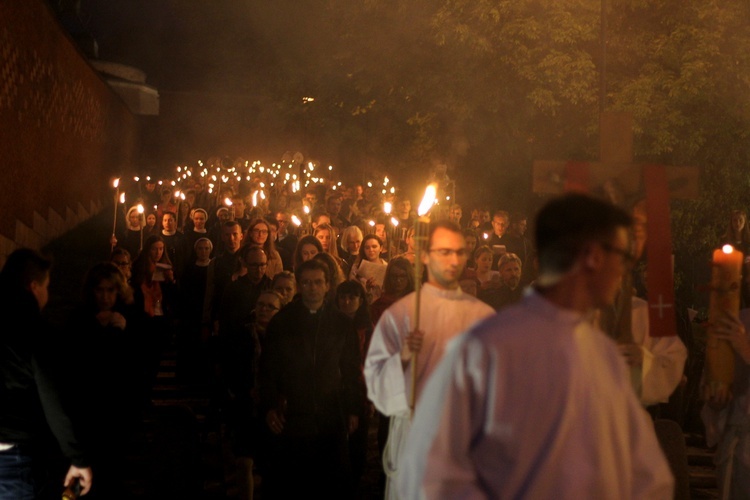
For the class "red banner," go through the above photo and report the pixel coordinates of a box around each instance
[643,165,678,337]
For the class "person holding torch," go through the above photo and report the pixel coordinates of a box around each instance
[364,194,494,499]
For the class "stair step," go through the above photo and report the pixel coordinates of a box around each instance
[689,466,718,489]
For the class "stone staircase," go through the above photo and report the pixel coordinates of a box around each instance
[687,433,718,499]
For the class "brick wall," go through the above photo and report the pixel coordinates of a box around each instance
[0,0,138,261]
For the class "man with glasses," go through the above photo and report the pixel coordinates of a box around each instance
[364,220,494,499]
[398,193,674,499]
[259,259,364,498]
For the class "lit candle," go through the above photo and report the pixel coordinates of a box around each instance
[111,178,120,250]
[706,244,742,391]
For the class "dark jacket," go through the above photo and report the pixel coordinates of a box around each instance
[259,300,365,437]
[0,288,89,467]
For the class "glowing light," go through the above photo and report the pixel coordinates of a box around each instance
[418,183,438,217]
[291,215,302,226]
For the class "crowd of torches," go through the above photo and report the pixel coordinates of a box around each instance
[109,158,444,256]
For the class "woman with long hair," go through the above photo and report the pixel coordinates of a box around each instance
[130,234,177,401]
[292,234,323,273]
[246,218,284,279]
[348,234,388,303]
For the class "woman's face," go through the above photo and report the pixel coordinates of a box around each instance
[94,278,118,312]
[194,240,212,261]
[476,252,492,272]
[146,214,156,227]
[316,229,331,251]
[192,211,207,230]
[337,293,362,318]
[149,241,165,262]
[363,238,381,261]
[128,211,142,228]
[390,267,410,295]
[250,223,269,245]
[301,243,319,262]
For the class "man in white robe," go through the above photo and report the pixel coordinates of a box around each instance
[365,220,494,499]
[397,193,674,499]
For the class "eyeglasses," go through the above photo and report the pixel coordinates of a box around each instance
[601,242,637,267]
[256,302,279,311]
[252,229,269,235]
[429,248,468,258]
[247,262,268,269]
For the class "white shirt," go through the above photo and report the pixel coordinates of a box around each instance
[398,290,674,500]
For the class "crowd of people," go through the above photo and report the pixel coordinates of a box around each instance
[2,170,749,499]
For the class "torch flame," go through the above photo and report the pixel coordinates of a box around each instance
[417,183,438,216]
[291,215,302,226]
[384,202,392,215]
[113,178,120,189]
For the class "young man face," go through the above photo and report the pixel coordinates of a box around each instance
[423,227,468,290]
[591,227,634,308]
[222,223,244,253]
[298,268,329,309]
[162,214,177,232]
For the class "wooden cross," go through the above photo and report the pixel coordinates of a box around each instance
[532,111,700,341]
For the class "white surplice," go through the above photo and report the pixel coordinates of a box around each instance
[398,290,674,500]
[365,283,495,499]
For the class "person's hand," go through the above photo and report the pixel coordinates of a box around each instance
[109,312,127,330]
[109,235,117,247]
[710,310,750,363]
[64,465,92,496]
[266,408,285,434]
[401,329,425,362]
[618,343,644,367]
[702,381,733,410]
[348,415,359,434]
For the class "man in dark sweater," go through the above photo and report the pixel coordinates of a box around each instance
[0,249,92,498]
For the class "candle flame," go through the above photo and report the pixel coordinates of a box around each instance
[722,244,735,254]
[291,215,302,226]
[113,178,120,189]
[137,204,144,214]
[118,193,125,204]
[391,217,399,226]
[417,183,438,216]
[384,202,392,214]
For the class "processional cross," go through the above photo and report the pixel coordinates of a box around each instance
[533,111,700,341]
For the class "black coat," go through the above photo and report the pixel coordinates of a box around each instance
[259,300,365,438]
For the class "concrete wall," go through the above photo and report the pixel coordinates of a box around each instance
[0,0,138,264]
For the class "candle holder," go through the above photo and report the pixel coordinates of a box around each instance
[410,183,437,415]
